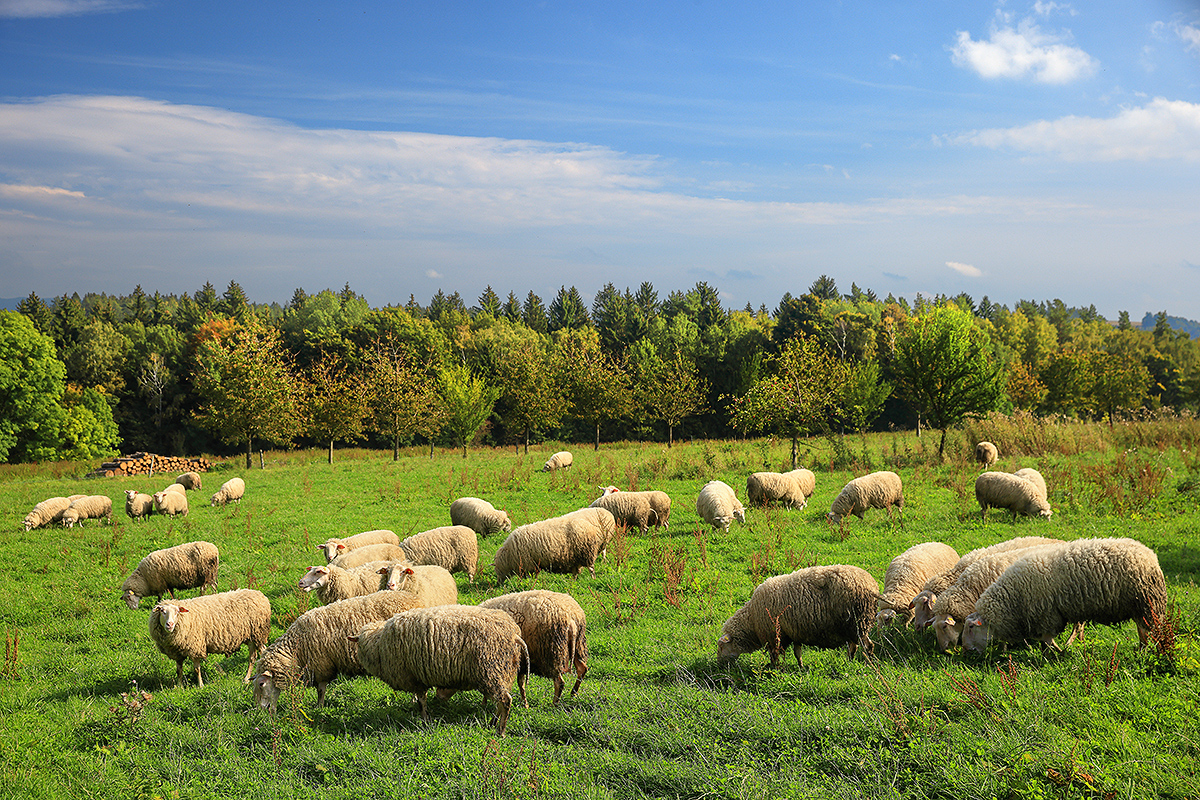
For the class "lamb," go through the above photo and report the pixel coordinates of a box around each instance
[449,496,512,536]
[60,494,114,527]
[695,480,746,532]
[717,565,879,666]
[252,590,424,712]
[826,471,903,531]
[317,529,400,563]
[209,477,245,507]
[1014,467,1047,499]
[975,471,1052,521]
[121,541,220,610]
[174,471,202,490]
[350,605,530,735]
[962,538,1167,653]
[328,543,408,570]
[298,561,393,604]
[398,526,479,581]
[745,469,816,510]
[589,486,672,532]
[541,450,573,472]
[492,507,616,583]
[148,589,271,687]
[875,542,960,627]
[124,490,155,522]
[975,441,998,467]
[152,488,189,518]
[479,590,588,704]
[378,563,459,607]
[22,495,83,530]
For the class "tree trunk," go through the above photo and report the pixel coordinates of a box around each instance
[523,427,530,455]
[429,440,434,459]
[392,435,400,461]
[668,423,674,448]
[328,439,334,465]
[791,435,798,470]
[594,423,600,451]
[938,427,948,462]
[461,441,467,459]
[245,437,253,470]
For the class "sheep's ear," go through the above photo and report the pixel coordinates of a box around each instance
[315,545,325,551]
[347,634,359,642]
[404,567,414,575]
[179,606,189,613]
[376,568,388,575]
[336,544,347,552]
[970,617,982,627]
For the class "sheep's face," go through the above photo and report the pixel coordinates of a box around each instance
[252,672,280,711]
[934,616,962,652]
[875,608,897,627]
[62,510,79,527]
[298,567,328,592]
[733,508,746,524]
[124,490,137,501]
[716,634,744,663]
[154,603,184,633]
[910,592,936,630]
[961,613,991,652]
[122,589,141,610]
[23,515,35,531]
[317,541,342,562]
[384,566,414,592]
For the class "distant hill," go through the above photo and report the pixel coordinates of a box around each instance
[1141,312,1200,339]
[0,298,23,311]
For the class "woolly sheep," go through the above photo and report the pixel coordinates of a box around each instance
[152,489,189,518]
[317,529,400,563]
[696,480,745,532]
[975,441,998,468]
[875,542,960,627]
[162,482,187,496]
[209,477,245,507]
[328,543,408,570]
[22,495,83,530]
[350,605,530,735]
[1014,467,1047,500]
[60,495,113,527]
[174,471,203,490]
[493,507,616,583]
[252,590,424,712]
[479,590,588,704]
[398,526,479,581]
[589,486,672,532]
[149,589,271,687]
[962,538,1167,653]
[826,471,903,531]
[121,541,220,610]
[378,563,459,607]
[975,471,1052,521]
[124,490,155,522]
[450,497,512,536]
[745,469,816,510]
[298,561,393,604]
[717,565,879,666]
[541,451,573,472]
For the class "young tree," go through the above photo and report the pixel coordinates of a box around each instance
[0,311,67,463]
[555,328,630,450]
[634,351,708,447]
[363,336,445,460]
[491,331,567,453]
[1089,350,1151,425]
[438,361,501,458]
[304,353,370,463]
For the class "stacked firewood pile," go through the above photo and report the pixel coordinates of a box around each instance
[89,452,211,479]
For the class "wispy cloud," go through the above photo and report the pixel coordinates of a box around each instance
[946,261,982,277]
[0,0,141,18]
[951,15,1097,83]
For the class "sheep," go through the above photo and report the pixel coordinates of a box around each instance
[60,495,113,527]
[124,490,155,522]
[1014,467,1047,500]
[398,526,479,581]
[252,590,424,712]
[209,477,245,507]
[479,590,588,704]
[317,529,400,563]
[148,589,271,687]
[962,538,1167,653]
[717,565,879,666]
[328,543,408,570]
[826,471,903,531]
[162,482,187,496]
[493,507,616,583]
[350,605,530,735]
[297,561,394,604]
[589,486,672,532]
[22,495,83,530]
[541,450,573,472]
[378,563,459,607]
[174,471,203,490]
[745,469,816,510]
[909,536,1062,630]
[975,471,1052,521]
[875,542,960,627]
[695,480,746,532]
[152,488,189,518]
[449,497,512,536]
[975,441,998,467]
[121,541,220,610]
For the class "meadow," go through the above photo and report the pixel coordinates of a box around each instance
[1,422,1198,800]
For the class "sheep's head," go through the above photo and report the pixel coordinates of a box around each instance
[124,489,138,501]
[716,633,745,663]
[153,602,187,633]
[298,566,329,591]
[960,613,991,652]
[910,591,937,630]
[600,485,620,496]
[252,671,280,712]
[122,589,141,610]
[875,608,897,627]
[934,615,962,653]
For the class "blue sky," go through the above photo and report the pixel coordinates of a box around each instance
[1,0,1198,319]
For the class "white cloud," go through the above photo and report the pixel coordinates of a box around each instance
[425,270,442,279]
[946,261,982,277]
[951,17,1097,83]
[0,0,140,17]
[1032,2,1076,17]
[1174,21,1200,54]
[0,183,86,199]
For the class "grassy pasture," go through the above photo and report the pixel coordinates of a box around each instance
[1,429,1198,800]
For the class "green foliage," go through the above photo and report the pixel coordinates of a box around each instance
[438,361,502,458]
[303,354,370,463]
[0,311,68,463]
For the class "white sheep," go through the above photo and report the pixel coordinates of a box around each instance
[826,471,903,531]
[152,489,188,518]
[1013,467,1047,500]
[61,495,113,527]
[350,605,530,735]
[297,561,393,604]
[121,541,220,610]
[975,441,998,467]
[975,471,1051,521]
[328,543,408,570]
[449,497,512,536]
[962,538,1167,653]
[745,469,816,510]
[174,471,203,490]
[398,526,479,581]
[209,477,245,507]
[317,529,400,563]
[695,480,745,532]
[479,590,588,704]
[162,482,187,496]
[718,565,879,666]
[252,590,424,712]
[22,495,83,530]
[541,451,573,472]
[589,486,672,532]
[875,542,960,627]
[148,589,271,687]
[492,507,615,583]
[378,563,459,606]
[124,490,155,522]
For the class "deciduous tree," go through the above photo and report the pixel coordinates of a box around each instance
[304,353,370,463]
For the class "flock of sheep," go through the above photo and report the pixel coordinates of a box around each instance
[19,441,1169,736]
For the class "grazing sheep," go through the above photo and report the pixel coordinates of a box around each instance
[162,482,187,496]
[696,480,746,532]
[975,441,998,467]
[60,495,113,527]
[717,565,879,666]
[209,477,245,507]
[1013,467,1047,500]
[398,526,479,581]
[379,563,459,607]
[975,471,1052,521]
[350,605,530,735]
[298,561,393,604]
[124,490,155,522]
[317,530,400,563]
[479,590,588,704]
[875,542,960,627]
[541,451,573,472]
[174,472,203,490]
[493,507,615,583]
[252,590,424,712]
[148,589,271,687]
[152,489,188,518]
[450,497,512,536]
[589,487,672,532]
[22,495,83,530]
[826,471,903,531]
[121,541,220,610]
[962,538,1167,653]
[329,543,408,570]
[746,469,816,510]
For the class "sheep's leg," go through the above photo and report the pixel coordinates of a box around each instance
[194,659,205,688]
[1063,622,1086,649]
[494,690,512,736]
[415,691,431,722]
[551,675,564,705]
[570,660,588,697]
[846,641,858,661]
[791,643,803,667]
[316,682,328,708]
[175,660,185,687]
[1136,619,1152,647]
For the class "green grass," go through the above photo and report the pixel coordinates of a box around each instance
[1,432,1198,800]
